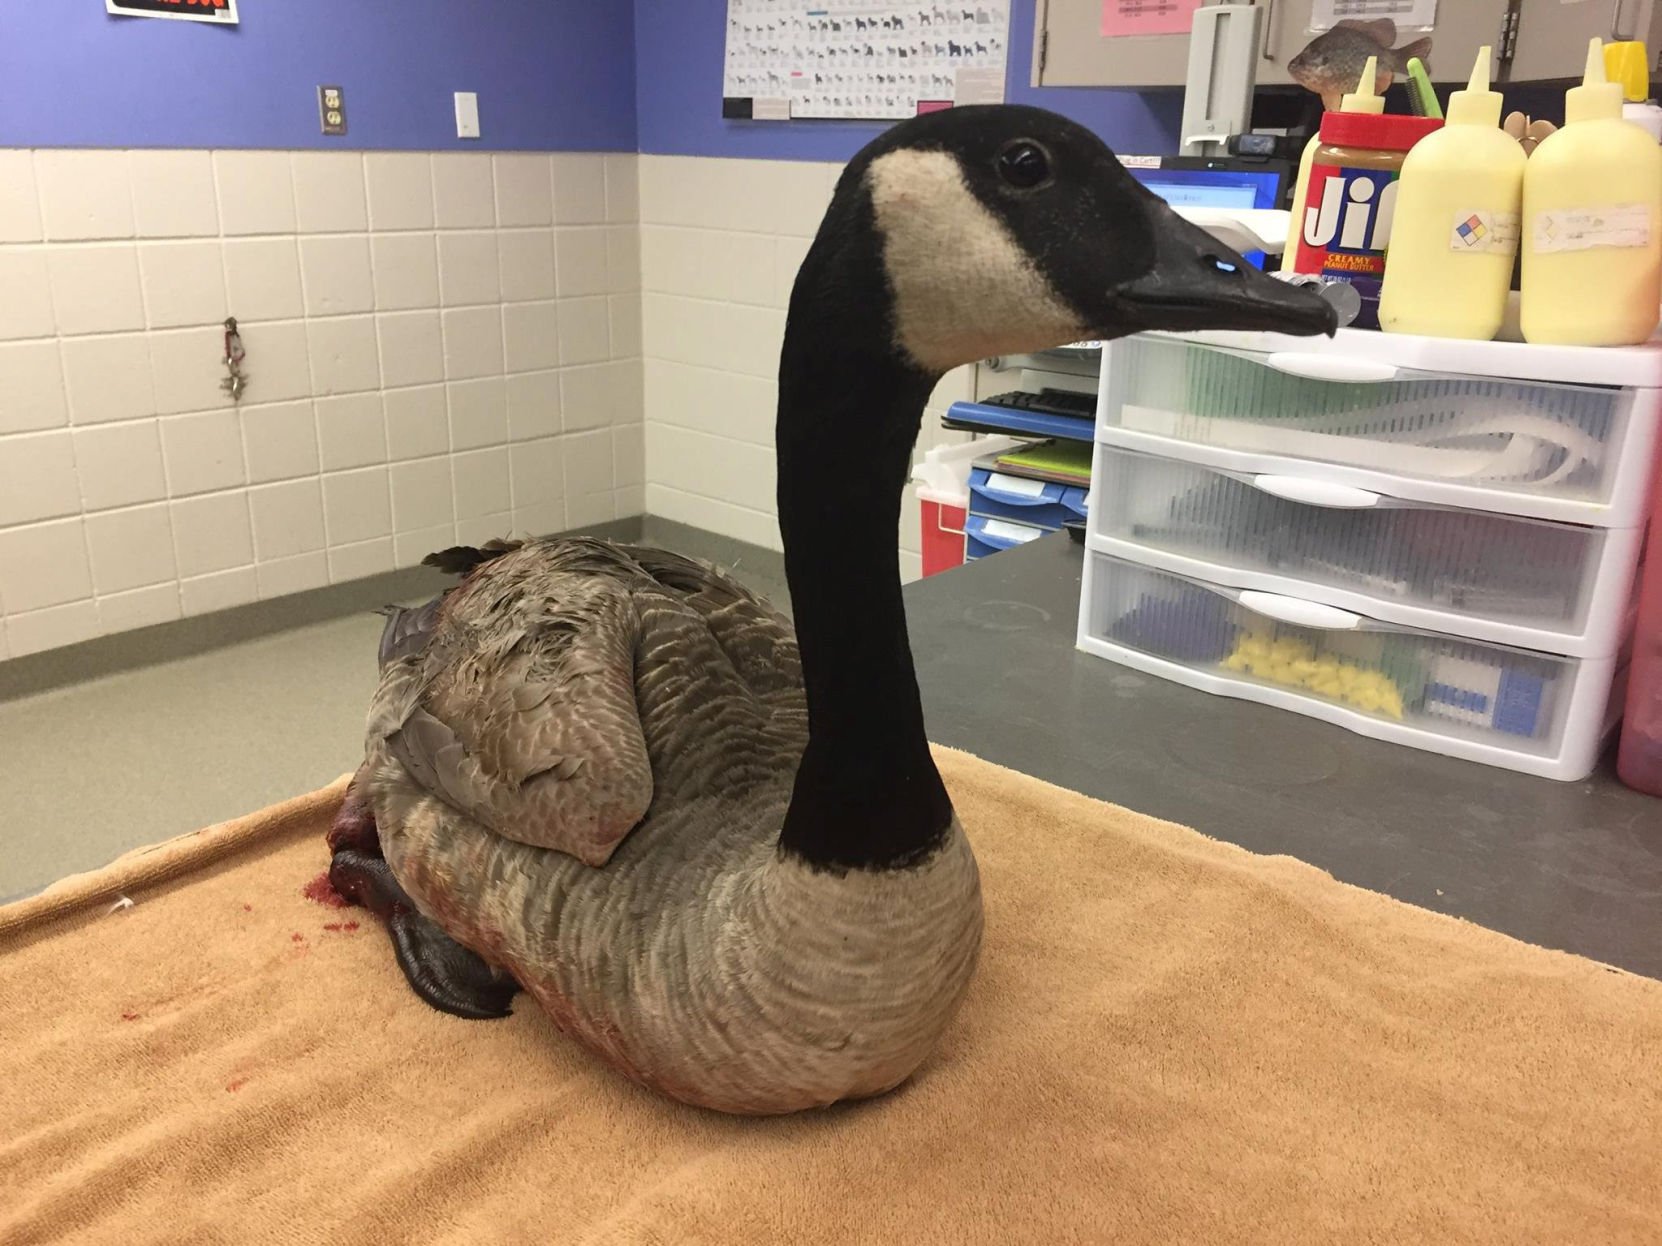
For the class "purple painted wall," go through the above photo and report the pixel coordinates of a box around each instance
[0,1,1179,159]
[0,1,637,150]
[634,0,1183,160]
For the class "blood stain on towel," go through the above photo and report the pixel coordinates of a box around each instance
[226,1078,248,1092]
[301,871,348,909]
[242,903,253,912]
[120,1011,140,1022]
[291,932,305,943]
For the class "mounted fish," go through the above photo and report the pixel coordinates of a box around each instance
[1289,19,1433,109]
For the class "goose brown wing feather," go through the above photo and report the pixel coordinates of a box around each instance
[370,541,655,867]
[368,537,802,869]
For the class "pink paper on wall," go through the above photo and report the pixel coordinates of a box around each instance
[1100,0,1204,38]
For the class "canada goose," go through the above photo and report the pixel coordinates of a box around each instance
[326,104,1336,1115]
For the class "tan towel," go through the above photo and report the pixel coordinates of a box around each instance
[3,749,1658,1244]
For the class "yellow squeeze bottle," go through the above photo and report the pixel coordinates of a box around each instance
[1521,38,1662,346]
[1380,47,1523,340]
[1606,40,1662,142]
[1280,56,1383,271]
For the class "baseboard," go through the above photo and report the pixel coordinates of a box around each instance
[0,517,646,704]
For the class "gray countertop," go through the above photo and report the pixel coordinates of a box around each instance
[906,534,1662,979]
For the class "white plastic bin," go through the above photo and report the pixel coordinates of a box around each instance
[1087,445,1642,657]
[1078,555,1622,780]
[1095,330,1662,525]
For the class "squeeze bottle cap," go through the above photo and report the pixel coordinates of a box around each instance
[1603,40,1651,102]
[1445,46,1503,128]
[1338,56,1386,115]
[1565,37,1623,125]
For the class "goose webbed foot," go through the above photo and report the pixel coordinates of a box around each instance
[328,848,520,1021]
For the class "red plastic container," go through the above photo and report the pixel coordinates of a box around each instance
[911,436,1024,579]
[919,497,967,577]
[1617,475,1662,796]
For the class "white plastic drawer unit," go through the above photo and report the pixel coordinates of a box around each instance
[1095,330,1662,527]
[1077,556,1622,781]
[1087,446,1643,658]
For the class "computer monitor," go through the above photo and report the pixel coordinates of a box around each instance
[1118,155,1292,269]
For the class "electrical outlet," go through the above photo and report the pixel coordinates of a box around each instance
[454,91,480,140]
[318,85,347,136]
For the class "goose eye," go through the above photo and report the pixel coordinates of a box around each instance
[997,141,1051,190]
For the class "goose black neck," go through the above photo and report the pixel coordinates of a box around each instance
[774,227,954,873]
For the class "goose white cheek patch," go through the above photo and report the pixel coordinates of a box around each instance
[867,149,1087,373]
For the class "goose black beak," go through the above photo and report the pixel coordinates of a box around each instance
[1106,204,1338,339]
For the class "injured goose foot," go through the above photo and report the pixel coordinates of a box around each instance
[328,848,520,1021]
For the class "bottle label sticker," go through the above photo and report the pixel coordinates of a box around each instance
[1449,209,1520,255]
[1531,205,1652,254]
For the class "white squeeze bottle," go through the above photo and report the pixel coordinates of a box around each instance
[1380,47,1523,340]
[1521,38,1662,346]
[1280,56,1383,271]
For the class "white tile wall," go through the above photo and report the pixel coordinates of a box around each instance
[0,341,68,434]
[0,147,642,660]
[5,146,977,659]
[36,151,136,241]
[432,154,496,230]
[298,235,374,316]
[365,154,436,232]
[48,244,146,335]
[0,250,57,341]
[370,234,441,311]
[291,152,369,233]
[448,377,508,451]
[0,150,44,243]
[498,230,556,303]
[441,305,505,379]
[242,400,318,484]
[377,310,446,389]
[638,154,973,583]
[437,231,502,307]
[74,420,166,510]
[223,238,305,321]
[139,241,229,329]
[0,430,79,527]
[129,151,218,239]
[315,393,387,471]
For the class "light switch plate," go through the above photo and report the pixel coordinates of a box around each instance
[454,91,480,139]
[318,84,346,136]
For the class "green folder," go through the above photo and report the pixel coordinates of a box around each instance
[991,439,1093,486]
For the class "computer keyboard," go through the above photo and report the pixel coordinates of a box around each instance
[982,388,1097,420]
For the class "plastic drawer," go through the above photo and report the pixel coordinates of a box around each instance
[1096,334,1660,526]
[1088,446,1642,657]
[1075,555,1621,780]
[965,513,1046,559]
[968,468,1072,529]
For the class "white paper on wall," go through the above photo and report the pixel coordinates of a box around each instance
[1307,0,1437,33]
[722,1,1011,121]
